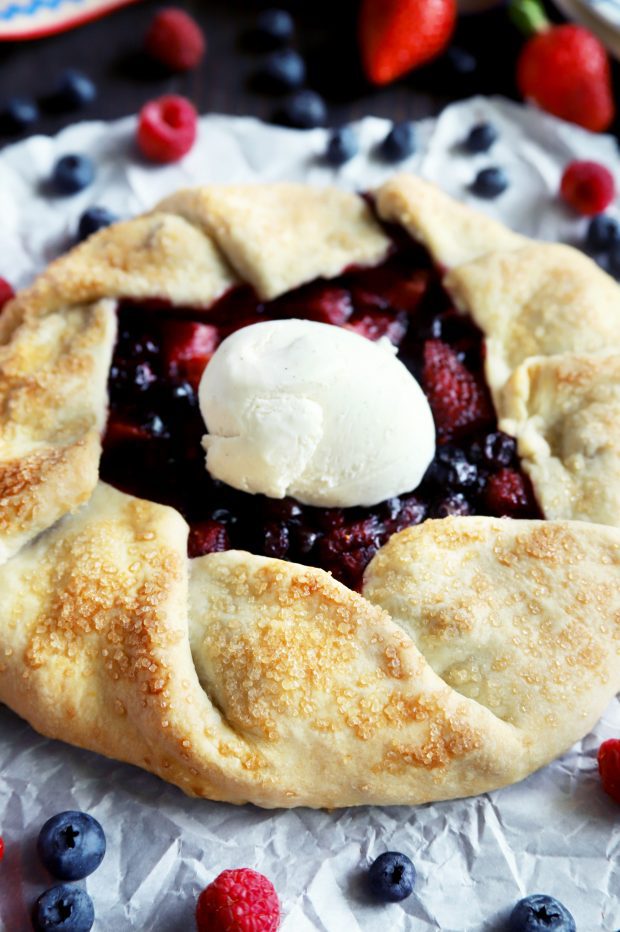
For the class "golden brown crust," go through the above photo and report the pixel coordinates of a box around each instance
[363,517,620,770]
[499,353,620,525]
[156,184,391,300]
[375,174,526,268]
[1,178,620,808]
[0,299,116,563]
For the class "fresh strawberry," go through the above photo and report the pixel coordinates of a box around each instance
[188,521,230,559]
[598,738,620,805]
[161,321,219,388]
[560,161,615,216]
[516,21,614,132]
[359,0,456,86]
[422,339,492,441]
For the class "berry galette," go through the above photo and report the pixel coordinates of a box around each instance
[0,175,619,808]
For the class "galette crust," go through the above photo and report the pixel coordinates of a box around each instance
[375,173,526,268]
[499,353,620,525]
[0,298,116,563]
[156,184,392,300]
[1,178,620,808]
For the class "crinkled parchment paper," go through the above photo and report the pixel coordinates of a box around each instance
[1,97,619,932]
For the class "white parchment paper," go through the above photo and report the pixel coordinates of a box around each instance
[0,97,619,932]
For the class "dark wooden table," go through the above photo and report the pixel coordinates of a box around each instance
[0,0,579,145]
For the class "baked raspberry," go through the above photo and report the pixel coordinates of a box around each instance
[189,521,230,558]
[145,8,206,72]
[597,738,620,804]
[0,277,14,312]
[137,95,198,164]
[560,161,615,216]
[196,868,280,932]
[422,339,492,441]
[484,468,532,516]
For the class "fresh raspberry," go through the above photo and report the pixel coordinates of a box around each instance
[598,738,620,804]
[162,321,219,388]
[145,8,206,72]
[560,161,615,216]
[422,339,492,441]
[484,468,532,516]
[0,837,4,861]
[196,868,280,932]
[0,277,14,312]
[137,95,198,164]
[517,24,614,132]
[188,521,230,559]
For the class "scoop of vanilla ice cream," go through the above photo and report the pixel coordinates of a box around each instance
[198,319,435,508]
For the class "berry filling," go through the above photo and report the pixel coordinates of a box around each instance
[101,229,540,589]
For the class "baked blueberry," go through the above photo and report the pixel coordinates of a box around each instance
[257,49,306,92]
[465,121,498,154]
[254,8,294,48]
[367,851,415,902]
[280,90,327,128]
[50,69,97,110]
[585,214,620,252]
[428,446,478,489]
[33,884,94,932]
[77,206,118,241]
[508,894,576,932]
[0,96,39,133]
[471,166,508,199]
[37,811,106,881]
[325,126,359,166]
[51,155,95,195]
[380,122,416,162]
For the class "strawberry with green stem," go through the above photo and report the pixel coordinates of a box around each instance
[511,0,614,131]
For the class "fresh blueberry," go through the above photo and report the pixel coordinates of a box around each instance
[37,811,106,881]
[257,49,306,92]
[77,206,118,241]
[50,69,97,110]
[608,242,620,279]
[471,166,508,199]
[367,851,415,902]
[508,894,576,932]
[0,96,39,133]
[445,46,477,75]
[585,214,620,252]
[51,155,95,195]
[465,121,498,154]
[33,884,94,932]
[428,446,478,489]
[434,493,472,518]
[380,122,416,162]
[325,126,359,166]
[280,89,327,128]
[254,8,294,48]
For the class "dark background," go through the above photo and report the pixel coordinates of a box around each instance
[0,0,605,144]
